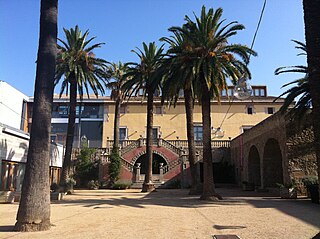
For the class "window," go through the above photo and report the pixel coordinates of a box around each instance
[254,88,260,96]
[247,106,253,115]
[155,106,163,115]
[58,106,69,117]
[138,88,144,96]
[120,105,126,114]
[228,89,233,96]
[152,128,159,140]
[260,89,266,96]
[267,107,275,114]
[119,127,128,141]
[221,89,227,97]
[194,124,203,141]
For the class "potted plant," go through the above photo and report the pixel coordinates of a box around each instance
[242,181,255,191]
[276,181,297,199]
[302,176,319,204]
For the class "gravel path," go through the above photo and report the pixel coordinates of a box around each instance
[0,188,319,239]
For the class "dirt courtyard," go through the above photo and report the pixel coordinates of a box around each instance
[0,188,319,239]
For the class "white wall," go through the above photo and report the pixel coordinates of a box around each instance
[0,81,29,130]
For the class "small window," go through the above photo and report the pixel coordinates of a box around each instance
[254,88,260,96]
[120,105,126,114]
[267,107,275,114]
[138,88,144,96]
[247,106,253,115]
[155,106,163,115]
[221,89,227,97]
[119,127,128,141]
[194,124,203,141]
[260,89,266,97]
[228,89,233,96]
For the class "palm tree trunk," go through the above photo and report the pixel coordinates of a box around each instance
[14,0,57,232]
[60,77,77,189]
[200,88,222,201]
[184,88,200,194]
[113,97,121,151]
[142,89,155,192]
[303,0,320,203]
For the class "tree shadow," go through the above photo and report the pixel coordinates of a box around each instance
[56,188,320,228]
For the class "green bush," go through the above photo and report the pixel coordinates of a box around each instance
[87,180,100,190]
[108,148,121,185]
[75,146,99,187]
[112,181,132,190]
[302,176,318,187]
[165,179,181,189]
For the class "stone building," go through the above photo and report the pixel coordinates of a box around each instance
[230,111,317,193]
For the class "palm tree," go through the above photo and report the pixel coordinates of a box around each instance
[275,40,311,120]
[106,62,129,184]
[14,0,57,231]
[169,6,255,200]
[55,26,108,190]
[303,0,320,203]
[161,31,200,194]
[106,62,129,150]
[123,42,165,192]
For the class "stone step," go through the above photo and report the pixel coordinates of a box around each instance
[131,181,165,189]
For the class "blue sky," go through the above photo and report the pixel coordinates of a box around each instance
[0,0,305,97]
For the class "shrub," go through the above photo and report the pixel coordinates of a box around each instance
[112,181,132,190]
[87,180,100,190]
[108,147,121,185]
[165,179,181,189]
[302,176,318,187]
[75,146,99,187]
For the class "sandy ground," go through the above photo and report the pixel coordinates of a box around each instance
[0,188,319,239]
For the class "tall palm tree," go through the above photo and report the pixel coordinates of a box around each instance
[303,0,320,203]
[15,0,57,232]
[275,40,311,120]
[170,6,255,200]
[123,42,165,192]
[55,26,108,189]
[106,62,129,151]
[161,31,200,194]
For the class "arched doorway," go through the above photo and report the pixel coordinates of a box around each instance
[263,138,283,187]
[248,145,261,186]
[135,153,168,174]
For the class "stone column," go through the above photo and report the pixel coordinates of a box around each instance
[135,163,141,182]
[138,136,143,148]
[159,163,164,183]
[157,138,162,147]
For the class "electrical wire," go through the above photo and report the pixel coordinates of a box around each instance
[218,0,267,130]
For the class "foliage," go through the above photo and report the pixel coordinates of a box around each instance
[87,180,100,190]
[302,176,319,187]
[112,181,132,190]
[75,146,99,187]
[276,181,296,189]
[108,148,121,185]
[275,40,311,120]
[55,25,108,97]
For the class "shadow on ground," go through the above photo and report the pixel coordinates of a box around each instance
[52,188,320,228]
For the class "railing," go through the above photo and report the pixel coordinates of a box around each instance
[160,139,182,155]
[167,140,230,148]
[120,157,134,171]
[120,140,139,155]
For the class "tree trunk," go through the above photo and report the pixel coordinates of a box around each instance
[113,97,121,151]
[200,88,222,201]
[60,76,77,189]
[15,0,57,232]
[184,88,200,194]
[303,0,320,203]
[142,89,155,192]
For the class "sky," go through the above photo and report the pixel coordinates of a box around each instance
[0,0,306,97]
